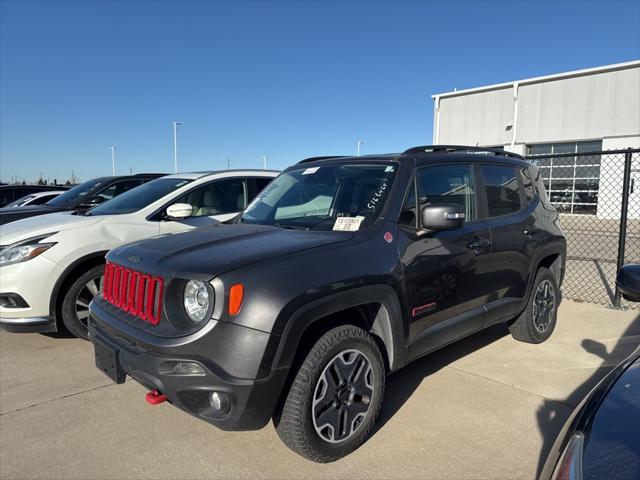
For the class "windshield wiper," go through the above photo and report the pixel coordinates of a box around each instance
[273,222,309,231]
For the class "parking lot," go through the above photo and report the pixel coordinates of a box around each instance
[0,300,638,480]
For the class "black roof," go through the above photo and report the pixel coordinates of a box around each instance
[294,145,527,167]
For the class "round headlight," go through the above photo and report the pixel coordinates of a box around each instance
[183,280,210,323]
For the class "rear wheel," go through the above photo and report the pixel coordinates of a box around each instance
[509,267,558,343]
[61,264,104,340]
[275,325,385,462]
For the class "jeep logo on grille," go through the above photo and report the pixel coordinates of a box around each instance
[127,255,141,264]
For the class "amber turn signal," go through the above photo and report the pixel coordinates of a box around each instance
[228,284,244,316]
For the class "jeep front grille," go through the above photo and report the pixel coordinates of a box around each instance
[102,261,164,325]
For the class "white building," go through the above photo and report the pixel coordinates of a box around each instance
[432,61,640,218]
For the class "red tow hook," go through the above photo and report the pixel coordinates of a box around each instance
[145,389,167,405]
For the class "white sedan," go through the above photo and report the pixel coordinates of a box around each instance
[3,190,67,208]
[0,169,277,339]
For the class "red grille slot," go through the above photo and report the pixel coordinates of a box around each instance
[102,261,164,326]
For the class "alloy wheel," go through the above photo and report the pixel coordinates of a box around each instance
[312,349,374,444]
[533,279,556,333]
[75,275,103,327]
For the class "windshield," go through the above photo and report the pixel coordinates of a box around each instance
[87,177,193,216]
[46,178,109,207]
[240,163,396,231]
[6,195,36,207]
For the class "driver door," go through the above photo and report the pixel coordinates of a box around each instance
[158,178,247,234]
[399,163,493,359]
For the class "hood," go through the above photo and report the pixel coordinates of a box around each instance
[108,223,352,279]
[0,212,105,245]
[0,205,66,226]
[0,204,60,216]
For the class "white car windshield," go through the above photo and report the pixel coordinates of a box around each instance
[6,195,37,207]
[240,163,396,231]
[86,178,192,216]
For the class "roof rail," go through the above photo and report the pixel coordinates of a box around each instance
[402,145,524,160]
[297,155,347,164]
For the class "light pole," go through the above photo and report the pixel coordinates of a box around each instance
[357,140,365,157]
[261,155,268,169]
[172,121,182,173]
[109,146,117,175]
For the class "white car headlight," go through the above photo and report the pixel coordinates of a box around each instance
[0,234,57,267]
[183,280,210,323]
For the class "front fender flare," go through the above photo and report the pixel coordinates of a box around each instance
[270,284,406,373]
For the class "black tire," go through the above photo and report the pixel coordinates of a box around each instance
[509,267,558,344]
[275,325,385,463]
[61,264,105,340]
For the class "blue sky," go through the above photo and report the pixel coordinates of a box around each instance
[1,0,639,183]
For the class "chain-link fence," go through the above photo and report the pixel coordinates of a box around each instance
[527,148,640,309]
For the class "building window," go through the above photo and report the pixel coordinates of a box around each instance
[527,140,602,215]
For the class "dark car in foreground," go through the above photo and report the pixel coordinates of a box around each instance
[0,174,164,226]
[0,184,70,208]
[88,145,567,462]
[540,265,640,480]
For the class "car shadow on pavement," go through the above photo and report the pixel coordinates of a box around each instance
[534,312,640,478]
[42,330,76,339]
[372,322,511,436]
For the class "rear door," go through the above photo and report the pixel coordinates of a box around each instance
[399,163,493,358]
[479,163,533,322]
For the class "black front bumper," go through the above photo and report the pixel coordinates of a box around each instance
[0,317,57,333]
[88,304,289,431]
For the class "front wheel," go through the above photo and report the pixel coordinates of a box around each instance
[61,264,105,340]
[275,325,385,462]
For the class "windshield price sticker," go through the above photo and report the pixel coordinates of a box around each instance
[302,167,320,175]
[333,216,365,231]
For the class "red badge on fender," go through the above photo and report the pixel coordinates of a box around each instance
[384,232,393,243]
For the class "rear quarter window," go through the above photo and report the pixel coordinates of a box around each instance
[519,167,536,203]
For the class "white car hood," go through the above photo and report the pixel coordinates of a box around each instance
[0,212,106,245]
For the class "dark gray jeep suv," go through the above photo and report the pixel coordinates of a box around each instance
[88,145,566,462]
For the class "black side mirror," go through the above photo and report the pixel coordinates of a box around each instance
[421,204,465,231]
[616,264,640,302]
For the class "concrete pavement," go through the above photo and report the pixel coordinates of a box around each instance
[1,300,639,479]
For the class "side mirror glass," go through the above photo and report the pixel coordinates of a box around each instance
[421,204,465,231]
[616,264,640,302]
[166,203,193,220]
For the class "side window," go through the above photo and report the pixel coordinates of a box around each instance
[0,189,12,205]
[31,194,57,205]
[13,188,33,199]
[519,167,535,203]
[96,180,143,203]
[417,164,476,222]
[481,165,522,217]
[530,166,553,208]
[175,179,246,217]
[399,180,417,228]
